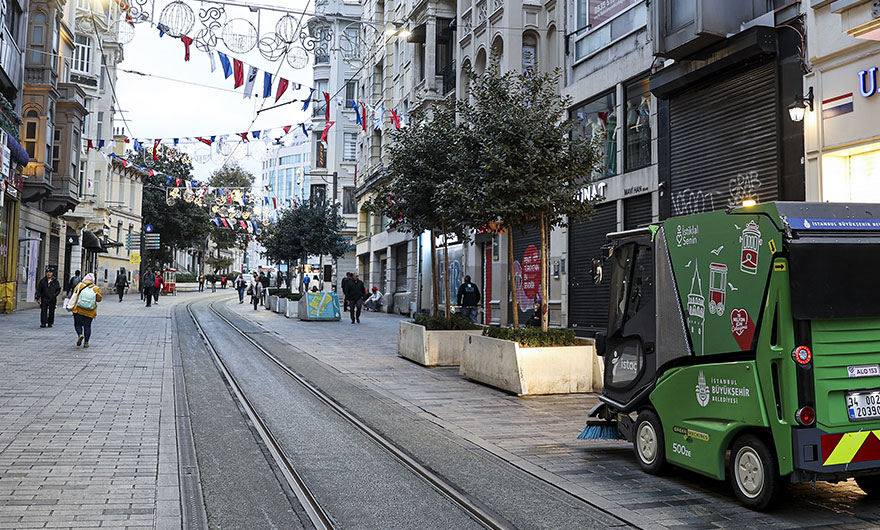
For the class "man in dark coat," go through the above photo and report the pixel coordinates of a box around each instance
[36,266,61,328]
[456,275,482,324]
[114,267,128,302]
[340,272,352,312]
[142,269,156,307]
[342,272,367,324]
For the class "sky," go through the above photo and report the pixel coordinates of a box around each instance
[114,0,315,183]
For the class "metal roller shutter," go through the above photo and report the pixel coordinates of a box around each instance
[623,194,653,230]
[568,202,618,334]
[668,61,778,218]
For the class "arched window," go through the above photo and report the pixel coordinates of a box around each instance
[474,48,487,76]
[24,109,39,159]
[522,31,539,72]
[546,26,558,72]
[460,59,472,101]
[491,36,504,70]
[29,12,46,64]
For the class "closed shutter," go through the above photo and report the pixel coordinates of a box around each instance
[568,202,618,333]
[48,235,60,271]
[508,226,541,323]
[667,61,778,219]
[623,194,653,230]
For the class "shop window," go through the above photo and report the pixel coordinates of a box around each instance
[624,78,651,172]
[572,91,617,178]
[822,148,880,203]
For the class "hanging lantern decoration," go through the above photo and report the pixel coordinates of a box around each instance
[158,1,196,38]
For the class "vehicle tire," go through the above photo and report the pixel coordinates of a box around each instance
[633,409,667,474]
[728,434,785,511]
[855,475,880,496]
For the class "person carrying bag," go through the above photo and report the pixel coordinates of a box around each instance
[69,273,102,348]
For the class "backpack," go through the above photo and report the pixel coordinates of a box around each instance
[76,285,97,311]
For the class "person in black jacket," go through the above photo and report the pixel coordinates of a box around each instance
[456,275,481,324]
[340,272,352,311]
[142,269,156,307]
[114,267,129,302]
[342,272,366,323]
[36,266,61,328]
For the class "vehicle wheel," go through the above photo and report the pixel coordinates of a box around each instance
[855,475,880,496]
[728,434,785,511]
[633,409,667,474]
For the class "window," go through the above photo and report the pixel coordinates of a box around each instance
[279,154,300,165]
[313,80,328,118]
[522,35,537,72]
[100,64,106,90]
[97,111,104,140]
[78,162,86,197]
[83,99,92,135]
[343,133,357,161]
[342,27,359,59]
[624,78,651,172]
[572,91,616,177]
[24,109,38,159]
[74,35,92,73]
[118,176,124,203]
[393,40,400,76]
[345,82,358,108]
[52,128,61,172]
[29,13,45,64]
[574,2,646,61]
[342,187,356,214]
[668,0,695,33]
[130,179,135,209]
[310,184,326,204]
[576,0,587,30]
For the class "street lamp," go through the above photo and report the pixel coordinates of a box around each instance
[788,87,814,122]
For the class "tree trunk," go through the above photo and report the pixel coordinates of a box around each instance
[540,213,550,333]
[430,229,439,316]
[442,220,450,320]
[508,228,519,328]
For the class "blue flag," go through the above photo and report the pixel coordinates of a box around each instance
[218,51,232,79]
[133,139,142,151]
[301,88,314,111]
[263,72,272,98]
[301,123,307,137]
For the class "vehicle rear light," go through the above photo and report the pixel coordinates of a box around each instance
[792,345,812,365]
[796,406,816,426]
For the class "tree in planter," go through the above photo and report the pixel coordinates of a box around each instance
[207,164,255,265]
[257,208,305,289]
[460,61,602,331]
[140,146,211,270]
[364,101,473,318]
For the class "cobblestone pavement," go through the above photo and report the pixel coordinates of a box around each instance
[0,292,188,530]
[227,300,880,530]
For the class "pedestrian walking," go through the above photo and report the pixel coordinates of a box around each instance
[456,275,481,324]
[340,272,352,311]
[259,272,270,304]
[234,273,246,303]
[69,273,102,348]
[276,273,283,289]
[302,273,310,293]
[250,280,263,310]
[36,266,61,328]
[153,271,164,304]
[343,272,367,324]
[221,275,227,289]
[114,267,128,302]
[66,269,81,297]
[208,274,217,293]
[198,274,205,292]
[142,269,156,307]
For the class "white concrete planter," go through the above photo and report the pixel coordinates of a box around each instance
[460,334,595,395]
[285,299,297,318]
[397,321,482,367]
[267,295,278,312]
[276,297,288,314]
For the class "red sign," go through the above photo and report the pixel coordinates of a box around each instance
[521,245,541,302]
[730,308,756,351]
[590,0,638,27]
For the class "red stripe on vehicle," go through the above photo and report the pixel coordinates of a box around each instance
[821,433,845,464]
[852,432,880,463]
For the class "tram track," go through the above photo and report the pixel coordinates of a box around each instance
[187,299,518,530]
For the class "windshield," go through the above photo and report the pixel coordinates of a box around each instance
[608,242,654,335]
[608,244,635,334]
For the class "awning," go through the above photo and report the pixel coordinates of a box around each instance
[81,230,105,251]
[6,134,29,166]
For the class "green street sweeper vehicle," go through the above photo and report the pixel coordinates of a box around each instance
[583,201,880,510]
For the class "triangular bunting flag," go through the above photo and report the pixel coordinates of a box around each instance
[275,78,289,102]
[233,59,244,88]
[302,88,314,111]
[243,65,258,98]
[263,71,272,98]
[320,121,335,142]
[218,51,232,79]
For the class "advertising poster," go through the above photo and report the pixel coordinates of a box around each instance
[590,0,637,26]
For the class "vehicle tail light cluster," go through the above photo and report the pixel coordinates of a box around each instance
[792,345,812,365]
[796,406,816,426]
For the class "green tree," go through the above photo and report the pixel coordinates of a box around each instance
[460,62,602,331]
[139,146,211,270]
[364,101,473,318]
[207,164,255,263]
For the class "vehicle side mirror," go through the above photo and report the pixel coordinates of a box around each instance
[595,332,606,357]
[591,258,603,285]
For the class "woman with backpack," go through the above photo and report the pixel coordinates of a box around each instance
[68,273,102,348]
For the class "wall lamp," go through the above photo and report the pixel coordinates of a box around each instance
[788,87,814,122]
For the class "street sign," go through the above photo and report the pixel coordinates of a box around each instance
[144,233,161,250]
[144,224,154,233]
[129,253,141,265]
[125,233,132,251]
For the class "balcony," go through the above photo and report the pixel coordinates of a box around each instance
[24,65,58,86]
[439,61,456,96]
[0,25,22,92]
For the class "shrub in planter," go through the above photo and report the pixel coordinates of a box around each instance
[413,315,481,331]
[268,288,290,296]
[176,273,196,283]
[285,292,303,301]
[482,326,579,348]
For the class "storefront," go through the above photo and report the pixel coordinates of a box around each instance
[803,16,880,203]
[0,174,21,313]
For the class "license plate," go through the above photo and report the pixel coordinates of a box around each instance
[847,390,880,421]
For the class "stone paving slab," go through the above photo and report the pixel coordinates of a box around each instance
[228,300,880,529]
[0,293,189,529]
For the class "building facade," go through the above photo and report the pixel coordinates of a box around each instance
[804,0,880,203]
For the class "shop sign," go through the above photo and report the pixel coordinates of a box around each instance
[577,181,608,202]
[2,177,16,199]
[590,0,638,27]
[859,67,878,98]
